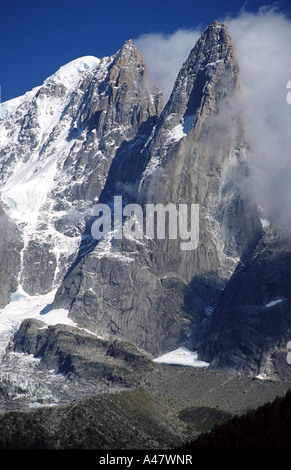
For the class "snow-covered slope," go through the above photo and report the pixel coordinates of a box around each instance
[0,56,101,295]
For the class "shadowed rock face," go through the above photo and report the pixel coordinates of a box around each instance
[0,203,23,308]
[197,226,291,380]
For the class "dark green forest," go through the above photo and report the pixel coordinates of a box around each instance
[183,388,291,450]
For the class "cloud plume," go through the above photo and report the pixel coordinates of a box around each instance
[227,7,291,229]
[135,28,201,103]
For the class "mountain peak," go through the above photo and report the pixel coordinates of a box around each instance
[209,19,226,27]
[139,17,238,172]
[103,38,149,95]
[124,38,134,46]
[1,18,289,422]
[116,38,144,64]
[188,19,233,65]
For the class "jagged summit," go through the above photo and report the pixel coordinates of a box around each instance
[139,19,239,185]
[110,38,143,62]
[120,38,138,50]
[103,38,146,73]
[105,38,151,98]
[165,19,237,119]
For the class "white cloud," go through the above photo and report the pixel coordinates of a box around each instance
[226,7,291,228]
[134,28,201,103]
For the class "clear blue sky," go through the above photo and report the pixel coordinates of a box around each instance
[0,0,290,102]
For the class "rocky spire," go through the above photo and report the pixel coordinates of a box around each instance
[0,38,163,299]
[73,38,163,140]
[139,21,239,184]
[168,20,238,122]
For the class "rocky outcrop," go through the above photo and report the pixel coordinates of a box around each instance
[11,318,154,387]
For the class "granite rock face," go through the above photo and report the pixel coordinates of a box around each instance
[0,20,290,385]
[52,21,262,356]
